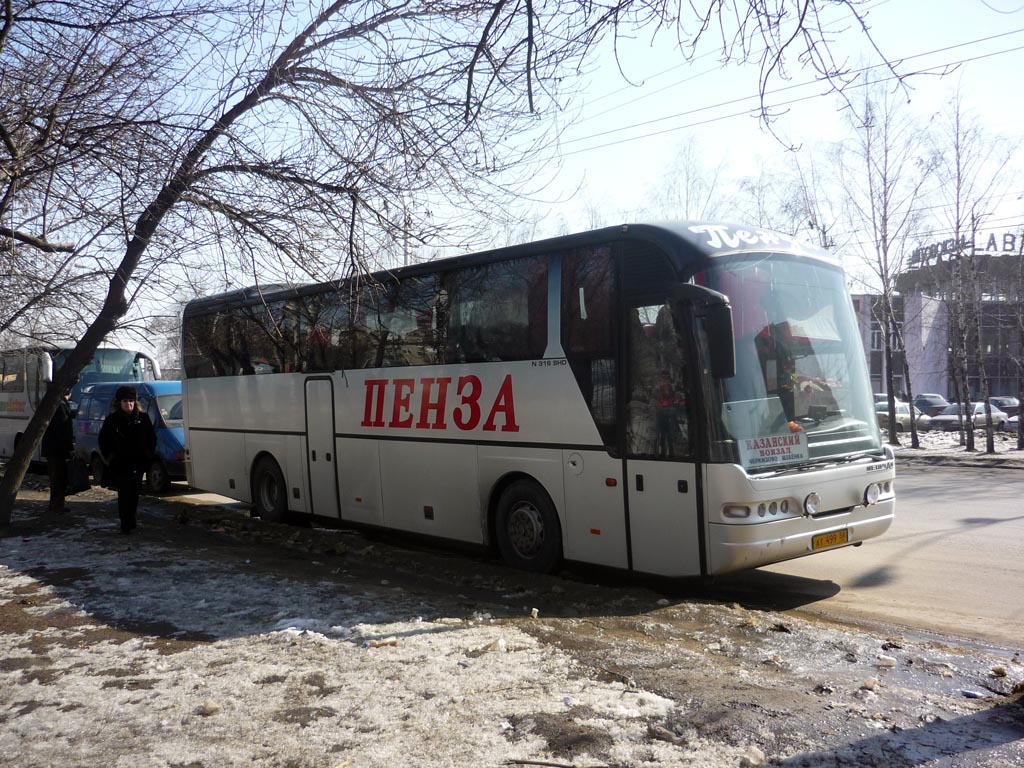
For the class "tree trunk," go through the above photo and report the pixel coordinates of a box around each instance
[0,314,120,531]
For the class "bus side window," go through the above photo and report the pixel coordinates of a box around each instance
[562,245,617,450]
[445,256,547,364]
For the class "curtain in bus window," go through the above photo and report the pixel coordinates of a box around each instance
[627,303,692,459]
[1,354,25,392]
[445,256,547,363]
[562,246,617,447]
[25,352,43,408]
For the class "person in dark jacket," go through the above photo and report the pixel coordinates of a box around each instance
[41,387,75,514]
[99,385,157,534]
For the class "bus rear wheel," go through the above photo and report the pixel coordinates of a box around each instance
[494,480,562,573]
[251,455,288,523]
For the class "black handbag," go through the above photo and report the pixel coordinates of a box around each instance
[66,455,92,495]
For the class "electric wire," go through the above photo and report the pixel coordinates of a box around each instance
[561,35,1024,155]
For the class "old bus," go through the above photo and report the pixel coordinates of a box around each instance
[0,343,161,461]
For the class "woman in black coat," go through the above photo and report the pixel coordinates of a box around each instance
[99,385,157,534]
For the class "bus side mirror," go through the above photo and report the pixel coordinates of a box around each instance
[672,284,736,379]
[705,303,736,379]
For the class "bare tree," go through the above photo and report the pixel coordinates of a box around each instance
[734,151,845,248]
[834,80,932,447]
[1,0,897,528]
[924,93,1016,452]
[647,137,731,221]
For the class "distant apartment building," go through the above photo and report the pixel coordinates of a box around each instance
[851,229,1023,399]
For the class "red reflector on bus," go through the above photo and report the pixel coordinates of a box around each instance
[590,528,601,535]
[605,478,617,487]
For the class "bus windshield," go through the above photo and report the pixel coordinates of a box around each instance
[698,254,880,470]
[52,348,160,409]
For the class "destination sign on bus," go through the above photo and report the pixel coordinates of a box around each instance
[738,431,809,467]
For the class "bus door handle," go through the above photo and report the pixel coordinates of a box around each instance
[635,474,644,492]
[311,450,316,461]
[326,452,331,462]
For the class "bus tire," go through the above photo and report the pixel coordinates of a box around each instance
[147,459,170,494]
[91,455,106,488]
[494,480,563,573]
[251,455,288,523]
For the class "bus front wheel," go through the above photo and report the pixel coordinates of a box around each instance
[251,456,288,523]
[494,480,563,573]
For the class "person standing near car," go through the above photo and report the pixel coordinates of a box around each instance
[41,387,75,514]
[99,385,156,534]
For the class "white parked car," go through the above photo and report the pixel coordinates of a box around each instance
[930,402,1008,432]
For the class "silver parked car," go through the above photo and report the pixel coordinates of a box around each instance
[930,402,1008,432]
[876,402,931,432]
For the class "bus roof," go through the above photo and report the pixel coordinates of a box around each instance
[183,221,834,314]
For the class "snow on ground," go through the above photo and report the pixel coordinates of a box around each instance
[889,427,1024,469]
[1,437,1022,768]
[0,506,755,768]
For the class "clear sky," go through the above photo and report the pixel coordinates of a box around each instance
[532,0,1024,240]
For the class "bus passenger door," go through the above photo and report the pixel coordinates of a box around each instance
[624,302,701,577]
[304,377,340,518]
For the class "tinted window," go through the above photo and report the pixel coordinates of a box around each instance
[562,245,618,448]
[183,256,547,377]
[85,395,111,421]
[445,256,547,363]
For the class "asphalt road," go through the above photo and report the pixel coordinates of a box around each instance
[713,466,1024,651]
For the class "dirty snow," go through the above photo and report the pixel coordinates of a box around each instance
[1,439,1023,768]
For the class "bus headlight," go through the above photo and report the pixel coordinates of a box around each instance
[864,483,881,506]
[804,492,821,515]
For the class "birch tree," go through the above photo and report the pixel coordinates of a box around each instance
[923,93,1016,452]
[835,82,932,447]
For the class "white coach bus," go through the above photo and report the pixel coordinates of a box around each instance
[0,343,161,461]
[181,222,894,577]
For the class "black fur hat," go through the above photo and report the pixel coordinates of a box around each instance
[114,385,137,402]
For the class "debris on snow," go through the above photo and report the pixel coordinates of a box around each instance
[739,744,767,767]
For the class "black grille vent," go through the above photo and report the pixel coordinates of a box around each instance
[619,241,676,300]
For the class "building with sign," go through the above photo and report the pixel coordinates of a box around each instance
[851,230,1023,400]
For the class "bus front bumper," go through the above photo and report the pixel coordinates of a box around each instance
[707,499,894,575]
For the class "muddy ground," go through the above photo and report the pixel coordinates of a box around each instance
[1,475,1022,767]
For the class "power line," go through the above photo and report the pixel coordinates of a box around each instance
[561,35,1024,154]
[580,0,899,116]
[580,24,1024,130]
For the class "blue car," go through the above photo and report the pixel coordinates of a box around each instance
[74,380,185,492]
